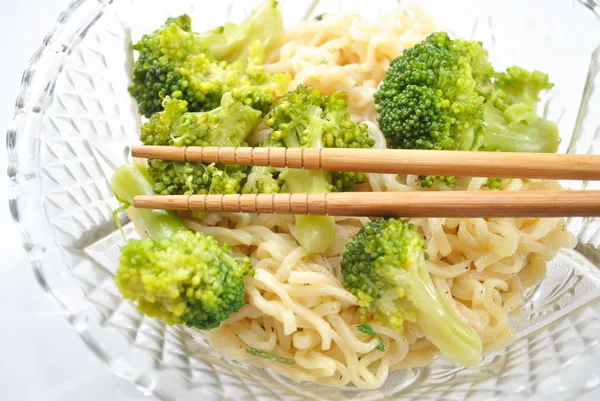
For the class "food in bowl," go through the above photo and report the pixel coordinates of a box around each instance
[112,0,576,389]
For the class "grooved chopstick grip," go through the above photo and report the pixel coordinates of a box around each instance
[131,146,600,181]
[133,191,600,218]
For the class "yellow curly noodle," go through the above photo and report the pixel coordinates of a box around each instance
[171,6,575,389]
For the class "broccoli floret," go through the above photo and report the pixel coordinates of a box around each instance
[485,177,503,189]
[118,231,250,329]
[480,66,558,153]
[341,218,482,366]
[140,94,261,147]
[323,91,375,191]
[264,86,374,253]
[129,1,288,117]
[242,166,282,194]
[486,66,553,111]
[374,32,559,186]
[149,160,246,195]
[267,86,374,191]
[129,15,225,116]
[228,40,291,114]
[141,93,260,195]
[164,14,192,32]
[139,97,189,146]
[375,33,491,151]
[418,175,456,189]
[112,164,251,329]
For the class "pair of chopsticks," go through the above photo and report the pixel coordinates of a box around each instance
[131,146,600,218]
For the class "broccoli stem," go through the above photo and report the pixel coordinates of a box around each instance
[199,0,284,63]
[482,103,559,153]
[282,169,336,254]
[111,164,187,240]
[342,218,482,365]
[410,258,482,366]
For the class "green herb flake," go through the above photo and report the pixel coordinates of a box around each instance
[358,323,385,351]
[358,323,376,336]
[246,348,294,365]
[376,337,385,351]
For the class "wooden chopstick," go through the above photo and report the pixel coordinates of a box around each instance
[131,146,600,181]
[133,191,600,218]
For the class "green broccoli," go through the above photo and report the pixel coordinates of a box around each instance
[374,32,559,187]
[141,93,262,196]
[242,166,283,194]
[481,101,559,153]
[486,66,554,111]
[129,0,287,117]
[140,94,261,147]
[266,85,374,192]
[485,177,503,189]
[149,160,246,196]
[194,0,285,63]
[112,164,251,330]
[341,218,482,366]
[280,168,336,254]
[418,175,456,189]
[260,85,374,253]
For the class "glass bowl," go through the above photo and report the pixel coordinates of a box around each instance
[7,0,600,399]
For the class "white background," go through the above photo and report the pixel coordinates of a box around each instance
[0,0,599,400]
